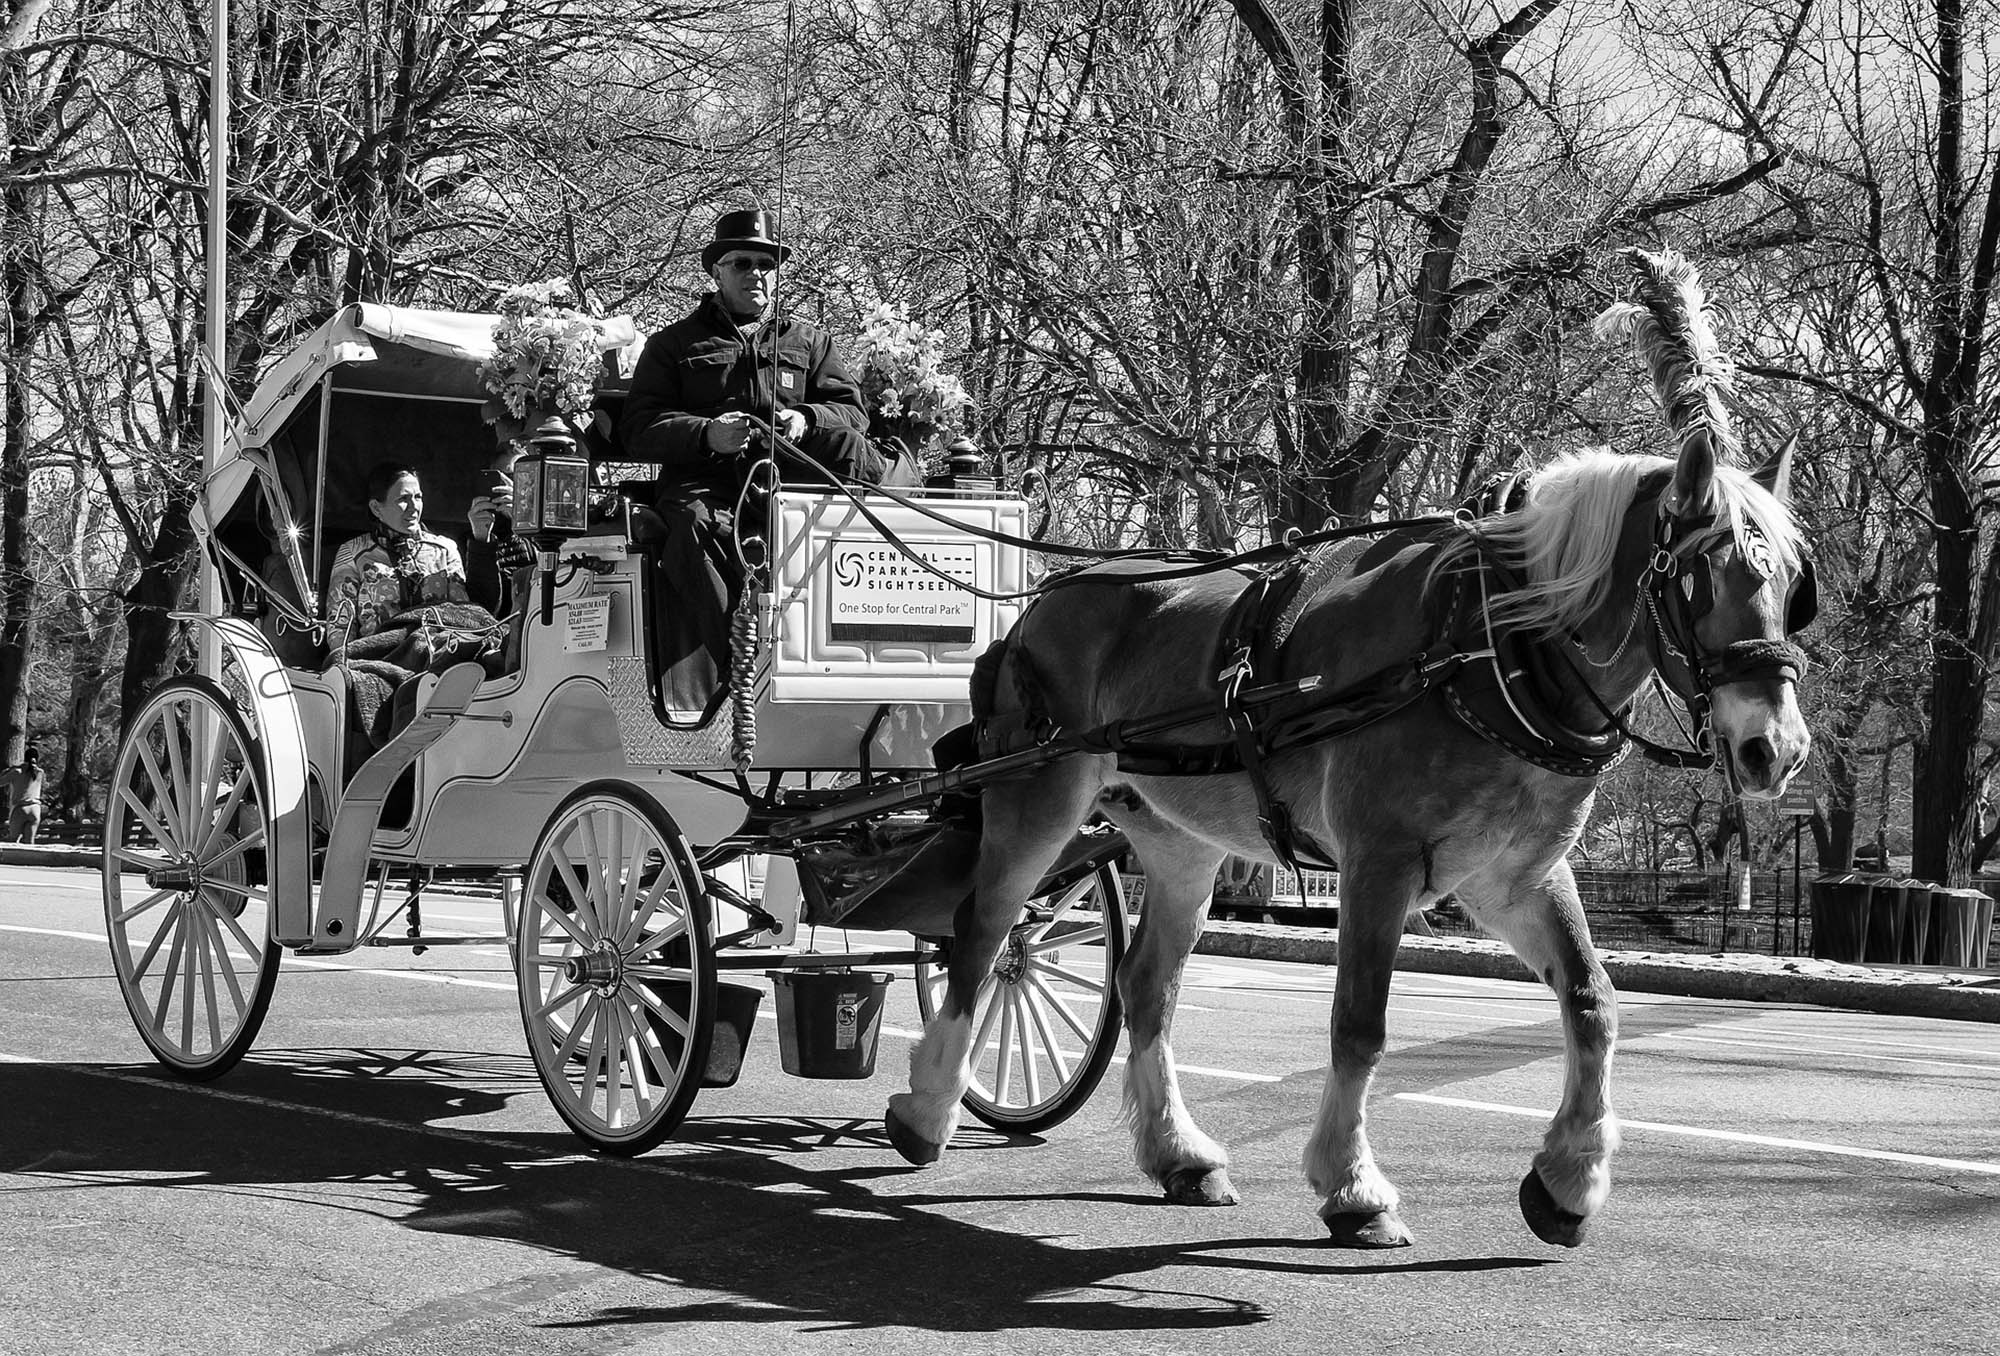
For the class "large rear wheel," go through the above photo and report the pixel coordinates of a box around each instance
[102,677,281,1079]
[517,782,715,1155]
[916,862,1130,1133]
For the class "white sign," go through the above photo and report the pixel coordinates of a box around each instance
[563,593,611,653]
[827,538,978,641]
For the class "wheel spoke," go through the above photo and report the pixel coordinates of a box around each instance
[159,704,195,847]
[110,845,170,873]
[1035,957,1109,995]
[128,899,184,983]
[626,911,689,961]
[209,897,262,960]
[1022,979,1072,1087]
[556,993,598,1066]
[533,978,588,1023]
[548,842,601,941]
[198,904,252,1019]
[1024,970,1098,1046]
[627,978,692,1042]
[195,764,255,858]
[199,829,267,875]
[113,888,178,926]
[621,860,682,948]
[189,703,226,844]
[1014,991,1045,1105]
[530,884,592,949]
[1029,921,1104,953]
[583,999,613,1126]
[192,905,223,1051]
[576,814,611,936]
[120,777,182,856]
[992,988,1018,1103]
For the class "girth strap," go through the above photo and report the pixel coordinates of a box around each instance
[1210,557,1331,875]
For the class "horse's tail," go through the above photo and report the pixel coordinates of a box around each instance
[1593,247,1739,461]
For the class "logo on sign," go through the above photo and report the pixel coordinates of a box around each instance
[829,537,978,642]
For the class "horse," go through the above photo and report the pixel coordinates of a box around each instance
[884,248,1817,1249]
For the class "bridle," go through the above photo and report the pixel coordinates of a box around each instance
[1598,504,1817,770]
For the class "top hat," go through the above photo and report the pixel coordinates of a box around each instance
[701,208,791,270]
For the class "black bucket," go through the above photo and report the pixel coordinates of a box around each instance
[768,970,893,1079]
[701,981,764,1088]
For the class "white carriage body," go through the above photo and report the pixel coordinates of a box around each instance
[195,304,1028,946]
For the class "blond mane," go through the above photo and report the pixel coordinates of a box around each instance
[1434,449,1804,637]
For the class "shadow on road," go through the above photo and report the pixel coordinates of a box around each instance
[0,1050,1561,1336]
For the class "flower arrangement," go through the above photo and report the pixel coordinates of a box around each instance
[853,302,972,440]
[478,279,603,424]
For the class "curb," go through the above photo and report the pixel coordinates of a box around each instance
[1196,922,2000,1024]
[0,845,100,869]
[12,852,1997,1023]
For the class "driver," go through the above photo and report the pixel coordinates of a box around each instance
[618,206,888,715]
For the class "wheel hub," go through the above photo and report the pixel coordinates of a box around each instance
[562,940,625,994]
[145,857,200,892]
[993,931,1030,985]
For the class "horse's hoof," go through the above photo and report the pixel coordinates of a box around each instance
[1163,1167,1239,1206]
[1322,1210,1414,1249]
[1519,1168,1590,1248]
[884,1106,943,1166]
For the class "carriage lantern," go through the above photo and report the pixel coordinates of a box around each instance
[511,426,592,624]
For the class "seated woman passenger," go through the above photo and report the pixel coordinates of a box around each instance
[325,464,506,759]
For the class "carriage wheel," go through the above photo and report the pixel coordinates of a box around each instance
[915,863,1130,1133]
[516,782,715,1156]
[102,677,281,1080]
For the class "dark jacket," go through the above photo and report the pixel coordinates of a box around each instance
[619,296,869,481]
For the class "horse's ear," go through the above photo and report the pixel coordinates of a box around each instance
[1751,432,1798,503]
[1670,428,1718,517]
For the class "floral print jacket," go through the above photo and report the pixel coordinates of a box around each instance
[324,528,472,659]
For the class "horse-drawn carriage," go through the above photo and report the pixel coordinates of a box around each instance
[101,249,1820,1249]
[101,302,1130,1154]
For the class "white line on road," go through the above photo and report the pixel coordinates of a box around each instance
[1395,1092,2000,1175]
[1639,1029,2000,1076]
[1,924,108,944]
[0,875,95,891]
[876,1023,1282,1082]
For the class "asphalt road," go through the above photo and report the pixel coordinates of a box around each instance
[2,862,1997,1356]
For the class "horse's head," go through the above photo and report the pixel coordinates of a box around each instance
[1651,430,1814,798]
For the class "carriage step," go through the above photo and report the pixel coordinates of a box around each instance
[304,662,488,951]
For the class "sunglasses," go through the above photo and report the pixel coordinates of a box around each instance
[720,256,779,273]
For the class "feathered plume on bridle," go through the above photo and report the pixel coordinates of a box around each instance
[1592,246,1740,461]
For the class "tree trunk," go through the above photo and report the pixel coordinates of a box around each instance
[119,494,199,738]
[0,168,35,767]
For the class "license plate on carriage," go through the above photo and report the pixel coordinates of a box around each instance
[827,537,979,643]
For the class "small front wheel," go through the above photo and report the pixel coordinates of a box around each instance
[916,862,1130,1133]
[102,677,281,1079]
[517,782,715,1155]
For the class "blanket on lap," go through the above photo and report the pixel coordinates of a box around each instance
[335,603,506,763]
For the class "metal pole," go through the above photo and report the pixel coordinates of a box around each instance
[198,0,229,680]
[1792,822,1804,955]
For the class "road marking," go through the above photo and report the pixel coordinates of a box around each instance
[1,924,108,944]
[0,875,95,891]
[1395,1092,2000,1175]
[285,956,517,992]
[1640,1030,2000,1076]
[1713,1023,2000,1062]
[877,1023,1281,1083]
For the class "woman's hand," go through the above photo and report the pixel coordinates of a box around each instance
[469,479,513,542]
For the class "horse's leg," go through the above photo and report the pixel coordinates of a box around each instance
[1303,855,1421,1248]
[885,760,1100,1166]
[1461,858,1619,1248]
[1110,813,1235,1205]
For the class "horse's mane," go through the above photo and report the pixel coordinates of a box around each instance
[1433,449,1804,637]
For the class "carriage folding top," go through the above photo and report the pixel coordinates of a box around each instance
[102,301,1130,1156]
